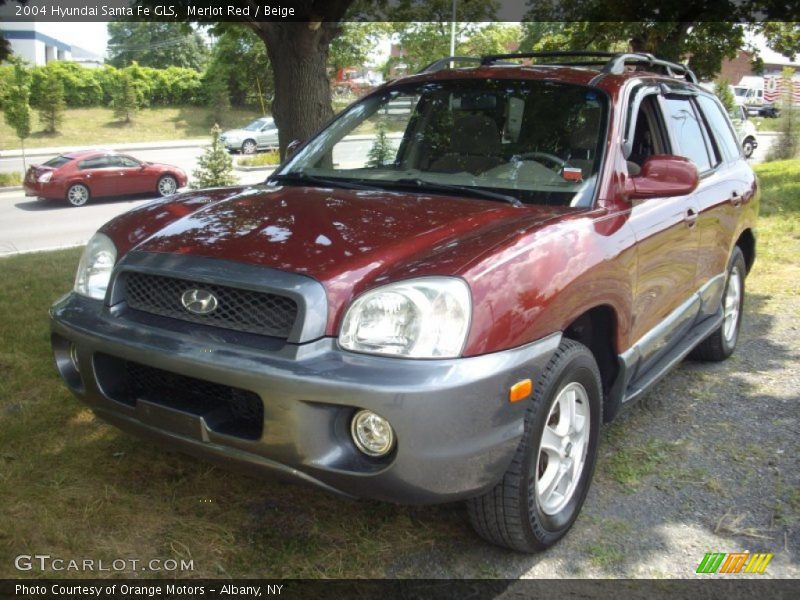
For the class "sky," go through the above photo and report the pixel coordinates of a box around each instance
[57,22,108,56]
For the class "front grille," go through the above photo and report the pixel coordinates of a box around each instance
[95,354,264,440]
[123,272,298,338]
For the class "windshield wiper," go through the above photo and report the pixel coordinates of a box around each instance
[388,178,523,207]
[270,172,382,191]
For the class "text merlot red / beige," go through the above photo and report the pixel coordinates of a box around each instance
[15,585,281,597]
[41,4,297,18]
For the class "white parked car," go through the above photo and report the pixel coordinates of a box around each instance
[220,117,279,154]
[729,105,758,159]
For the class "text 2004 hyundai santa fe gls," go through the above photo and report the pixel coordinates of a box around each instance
[51,52,758,553]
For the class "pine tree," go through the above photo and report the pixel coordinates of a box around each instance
[191,124,237,189]
[112,71,138,124]
[38,70,66,134]
[3,59,32,171]
[205,68,231,127]
[366,122,395,167]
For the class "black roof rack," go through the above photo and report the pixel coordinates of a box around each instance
[479,51,698,84]
[417,56,482,74]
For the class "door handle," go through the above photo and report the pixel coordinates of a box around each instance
[684,208,698,228]
[731,191,743,207]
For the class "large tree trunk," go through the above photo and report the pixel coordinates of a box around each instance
[257,22,339,159]
[249,0,354,160]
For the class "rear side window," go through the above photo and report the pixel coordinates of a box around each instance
[42,156,71,168]
[662,97,716,172]
[696,95,742,161]
[78,156,111,170]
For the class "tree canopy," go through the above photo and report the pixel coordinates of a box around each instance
[107,22,209,70]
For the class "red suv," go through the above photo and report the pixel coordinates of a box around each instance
[50,52,758,553]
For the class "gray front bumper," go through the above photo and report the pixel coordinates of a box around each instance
[50,293,560,504]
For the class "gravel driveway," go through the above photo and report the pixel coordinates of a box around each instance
[386,290,799,578]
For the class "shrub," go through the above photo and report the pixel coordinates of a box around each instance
[766,67,799,162]
[192,124,237,189]
[714,78,736,114]
[237,151,281,167]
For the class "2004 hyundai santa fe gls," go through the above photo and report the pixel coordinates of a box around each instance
[51,52,758,552]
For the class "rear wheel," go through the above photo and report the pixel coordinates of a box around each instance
[242,140,257,154]
[157,175,178,197]
[66,183,90,207]
[467,339,602,552]
[691,247,746,361]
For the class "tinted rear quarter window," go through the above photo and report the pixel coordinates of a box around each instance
[42,156,72,168]
[696,95,742,162]
[662,97,715,172]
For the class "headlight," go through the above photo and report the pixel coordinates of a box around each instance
[38,171,52,183]
[74,233,117,300]
[339,277,471,358]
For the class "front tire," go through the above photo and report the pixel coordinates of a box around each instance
[242,140,257,155]
[742,138,755,159]
[467,339,602,552]
[66,183,90,207]
[691,247,746,361]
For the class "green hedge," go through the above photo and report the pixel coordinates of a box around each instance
[0,61,203,109]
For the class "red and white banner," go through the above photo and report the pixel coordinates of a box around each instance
[764,75,800,105]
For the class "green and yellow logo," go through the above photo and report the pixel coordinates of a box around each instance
[696,552,773,574]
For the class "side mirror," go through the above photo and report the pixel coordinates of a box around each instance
[286,139,303,159]
[625,155,699,200]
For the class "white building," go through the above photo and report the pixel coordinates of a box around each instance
[1,22,104,67]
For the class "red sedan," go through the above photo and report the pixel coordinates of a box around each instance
[24,151,188,207]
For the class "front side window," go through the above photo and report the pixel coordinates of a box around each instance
[277,79,609,207]
[244,119,271,131]
[78,156,111,170]
[662,97,716,171]
[116,156,141,168]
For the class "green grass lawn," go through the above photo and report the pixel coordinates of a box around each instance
[0,107,267,151]
[0,160,797,577]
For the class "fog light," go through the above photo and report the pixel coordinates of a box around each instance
[69,343,80,373]
[351,410,395,457]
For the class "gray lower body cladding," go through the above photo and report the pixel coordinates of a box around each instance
[50,293,560,504]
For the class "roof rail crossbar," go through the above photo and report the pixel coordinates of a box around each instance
[480,51,617,66]
[479,51,697,84]
[602,53,697,83]
[417,56,482,74]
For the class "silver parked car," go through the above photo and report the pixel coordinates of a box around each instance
[220,117,279,154]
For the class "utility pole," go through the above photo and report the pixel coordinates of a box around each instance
[449,0,457,68]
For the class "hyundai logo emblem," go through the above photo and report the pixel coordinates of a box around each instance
[181,288,218,315]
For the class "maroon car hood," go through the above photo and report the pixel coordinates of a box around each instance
[133,185,561,283]
[106,184,573,334]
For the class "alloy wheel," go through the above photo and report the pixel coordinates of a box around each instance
[535,381,590,516]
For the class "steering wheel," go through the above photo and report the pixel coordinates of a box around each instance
[512,151,567,171]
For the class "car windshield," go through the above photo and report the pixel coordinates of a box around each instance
[42,155,72,168]
[243,119,271,131]
[276,79,608,207]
